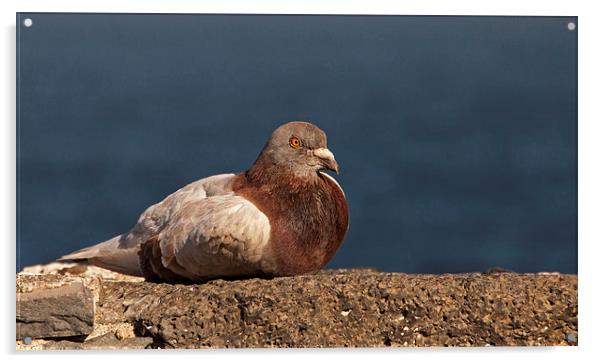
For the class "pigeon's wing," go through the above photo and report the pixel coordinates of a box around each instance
[124,173,237,245]
[145,193,275,281]
[58,173,238,277]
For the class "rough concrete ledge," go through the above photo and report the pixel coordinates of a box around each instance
[16,268,578,349]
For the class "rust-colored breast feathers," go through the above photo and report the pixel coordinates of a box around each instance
[233,171,348,275]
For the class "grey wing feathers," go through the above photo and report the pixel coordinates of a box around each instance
[122,173,237,246]
[58,173,240,277]
[57,235,143,276]
[157,195,273,280]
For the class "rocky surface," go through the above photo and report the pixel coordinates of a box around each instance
[17,281,94,340]
[16,267,578,349]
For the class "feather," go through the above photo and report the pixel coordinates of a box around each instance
[58,235,142,276]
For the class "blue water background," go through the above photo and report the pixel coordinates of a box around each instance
[17,14,577,273]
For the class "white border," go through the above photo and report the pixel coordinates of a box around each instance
[0,0,587,16]
[2,1,600,362]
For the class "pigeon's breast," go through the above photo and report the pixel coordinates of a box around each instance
[233,172,349,275]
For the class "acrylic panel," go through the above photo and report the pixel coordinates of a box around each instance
[16,13,578,349]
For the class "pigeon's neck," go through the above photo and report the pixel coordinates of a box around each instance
[246,159,319,187]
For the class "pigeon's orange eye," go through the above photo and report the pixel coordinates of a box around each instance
[289,136,302,149]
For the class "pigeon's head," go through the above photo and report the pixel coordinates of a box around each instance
[256,121,339,175]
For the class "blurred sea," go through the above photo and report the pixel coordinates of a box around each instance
[17,14,577,273]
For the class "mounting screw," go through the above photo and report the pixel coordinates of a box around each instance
[567,22,576,31]
[565,332,577,345]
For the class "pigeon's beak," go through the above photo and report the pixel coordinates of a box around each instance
[313,148,339,174]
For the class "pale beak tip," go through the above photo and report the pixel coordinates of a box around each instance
[313,147,339,174]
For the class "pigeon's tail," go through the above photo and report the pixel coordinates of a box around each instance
[57,235,144,277]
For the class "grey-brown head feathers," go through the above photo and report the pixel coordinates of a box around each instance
[250,121,339,180]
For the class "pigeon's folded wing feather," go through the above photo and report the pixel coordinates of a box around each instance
[155,194,274,280]
[124,173,237,247]
[58,173,239,277]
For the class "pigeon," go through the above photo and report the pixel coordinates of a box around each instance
[58,121,349,282]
